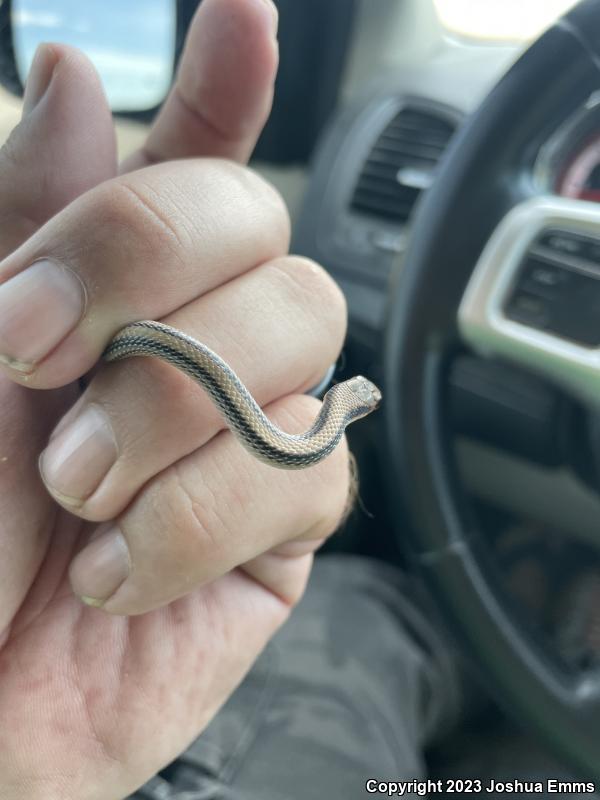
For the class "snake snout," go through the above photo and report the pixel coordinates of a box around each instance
[347,376,382,411]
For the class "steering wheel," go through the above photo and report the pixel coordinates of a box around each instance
[385,0,600,779]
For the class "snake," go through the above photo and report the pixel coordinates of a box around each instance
[103,320,382,469]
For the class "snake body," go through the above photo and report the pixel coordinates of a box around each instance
[103,320,381,469]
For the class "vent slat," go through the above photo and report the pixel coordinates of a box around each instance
[350,107,456,223]
[355,175,419,202]
[360,158,433,179]
[377,135,447,157]
[366,152,439,171]
[387,119,453,136]
[386,110,453,128]
[352,194,414,221]
[372,142,442,162]
[387,120,453,139]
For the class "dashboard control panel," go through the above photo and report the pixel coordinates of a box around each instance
[505,230,600,347]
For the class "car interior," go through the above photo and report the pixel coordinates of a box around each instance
[2,0,600,790]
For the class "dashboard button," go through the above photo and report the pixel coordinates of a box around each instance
[505,253,600,346]
[538,231,586,257]
[528,265,564,286]
[517,256,571,302]
[522,258,570,293]
[505,291,549,327]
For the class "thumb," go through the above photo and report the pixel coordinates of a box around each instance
[0,42,117,256]
[0,43,117,638]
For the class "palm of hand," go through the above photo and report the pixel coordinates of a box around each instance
[0,419,293,798]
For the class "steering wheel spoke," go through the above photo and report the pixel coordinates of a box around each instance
[459,195,600,407]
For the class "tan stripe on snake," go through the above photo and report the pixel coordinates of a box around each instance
[103,321,382,469]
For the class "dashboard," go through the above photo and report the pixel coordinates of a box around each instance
[558,134,600,200]
[541,96,600,201]
[292,40,600,668]
[293,41,600,529]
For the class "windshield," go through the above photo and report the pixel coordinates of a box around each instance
[434,0,579,42]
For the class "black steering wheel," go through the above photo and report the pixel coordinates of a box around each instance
[385,0,600,779]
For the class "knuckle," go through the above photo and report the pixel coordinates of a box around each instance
[208,159,291,251]
[268,256,348,344]
[121,181,188,250]
[145,462,232,571]
[89,180,188,270]
[276,392,323,426]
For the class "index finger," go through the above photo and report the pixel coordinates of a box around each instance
[120,0,279,173]
[0,158,289,388]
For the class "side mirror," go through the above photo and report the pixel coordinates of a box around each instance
[8,0,178,114]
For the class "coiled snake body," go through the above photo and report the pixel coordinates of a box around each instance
[104,320,382,469]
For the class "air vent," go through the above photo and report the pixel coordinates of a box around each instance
[350,107,456,223]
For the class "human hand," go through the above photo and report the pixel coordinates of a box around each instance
[0,1,350,797]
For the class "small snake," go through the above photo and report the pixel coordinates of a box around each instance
[103,320,382,469]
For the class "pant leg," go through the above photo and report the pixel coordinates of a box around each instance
[131,554,462,800]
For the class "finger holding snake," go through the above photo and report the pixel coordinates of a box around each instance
[37,255,349,521]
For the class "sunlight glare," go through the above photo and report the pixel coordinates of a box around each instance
[434,0,579,41]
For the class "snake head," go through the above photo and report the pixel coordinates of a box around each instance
[345,376,382,417]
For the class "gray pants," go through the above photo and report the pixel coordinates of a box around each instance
[132,555,462,800]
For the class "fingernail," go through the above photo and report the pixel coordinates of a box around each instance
[69,526,131,606]
[22,44,58,116]
[256,0,279,35]
[0,259,86,372]
[39,405,118,505]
